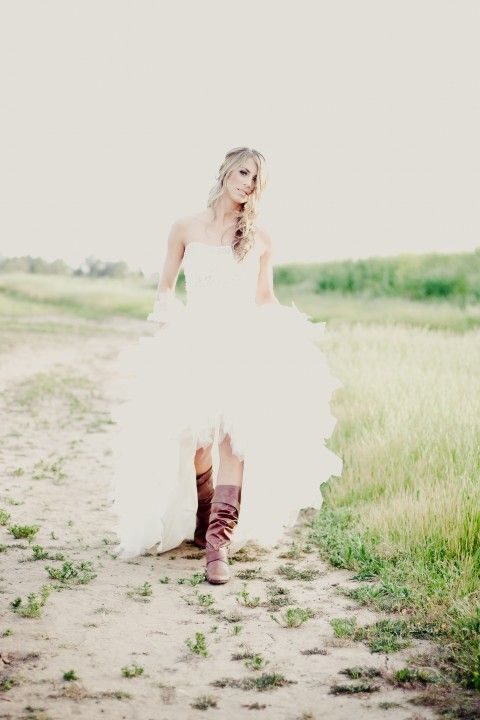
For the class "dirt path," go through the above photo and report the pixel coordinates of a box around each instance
[0,319,439,719]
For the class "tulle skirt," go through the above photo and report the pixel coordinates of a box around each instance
[106,302,343,560]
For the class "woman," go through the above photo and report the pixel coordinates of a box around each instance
[108,147,343,585]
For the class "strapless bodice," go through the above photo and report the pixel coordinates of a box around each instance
[182,241,261,315]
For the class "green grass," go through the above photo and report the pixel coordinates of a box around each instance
[236,583,262,608]
[0,273,157,320]
[8,524,40,543]
[272,607,315,628]
[121,663,144,678]
[191,695,218,710]
[211,672,296,691]
[274,248,480,303]
[310,324,480,690]
[1,271,480,333]
[45,560,97,585]
[177,571,206,586]
[63,669,79,681]
[10,585,52,618]
[276,564,320,581]
[185,632,208,657]
[277,288,480,332]
[329,681,381,694]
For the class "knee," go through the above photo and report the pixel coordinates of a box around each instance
[219,433,243,463]
[195,442,213,462]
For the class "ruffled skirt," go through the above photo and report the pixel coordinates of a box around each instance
[106,302,343,560]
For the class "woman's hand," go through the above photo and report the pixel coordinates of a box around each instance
[147,292,186,324]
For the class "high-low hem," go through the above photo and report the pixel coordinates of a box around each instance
[106,242,343,561]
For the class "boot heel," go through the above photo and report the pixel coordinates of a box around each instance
[206,547,229,584]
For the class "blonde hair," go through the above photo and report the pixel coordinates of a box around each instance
[206,147,268,262]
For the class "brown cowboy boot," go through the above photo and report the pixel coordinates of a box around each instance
[193,465,214,548]
[205,484,242,584]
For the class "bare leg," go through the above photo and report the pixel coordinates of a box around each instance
[193,442,214,548]
[217,433,244,488]
[194,442,213,475]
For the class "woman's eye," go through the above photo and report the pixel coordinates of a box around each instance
[240,170,247,175]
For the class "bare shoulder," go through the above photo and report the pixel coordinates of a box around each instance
[171,213,200,235]
[168,212,204,251]
[179,211,210,234]
[253,225,273,257]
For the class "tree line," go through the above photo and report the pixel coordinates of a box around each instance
[1,248,479,303]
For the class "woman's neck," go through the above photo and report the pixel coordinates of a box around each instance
[210,196,241,228]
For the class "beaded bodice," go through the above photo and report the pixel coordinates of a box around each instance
[182,241,261,315]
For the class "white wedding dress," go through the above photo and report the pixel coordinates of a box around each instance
[107,240,343,560]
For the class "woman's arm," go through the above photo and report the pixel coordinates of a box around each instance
[255,228,280,306]
[154,219,186,297]
[147,220,187,324]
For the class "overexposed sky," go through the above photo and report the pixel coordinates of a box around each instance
[1,1,479,274]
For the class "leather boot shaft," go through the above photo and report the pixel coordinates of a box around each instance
[205,484,241,584]
[194,465,214,548]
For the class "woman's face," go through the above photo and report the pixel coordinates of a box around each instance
[225,157,258,204]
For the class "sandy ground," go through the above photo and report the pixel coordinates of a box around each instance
[0,318,440,720]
